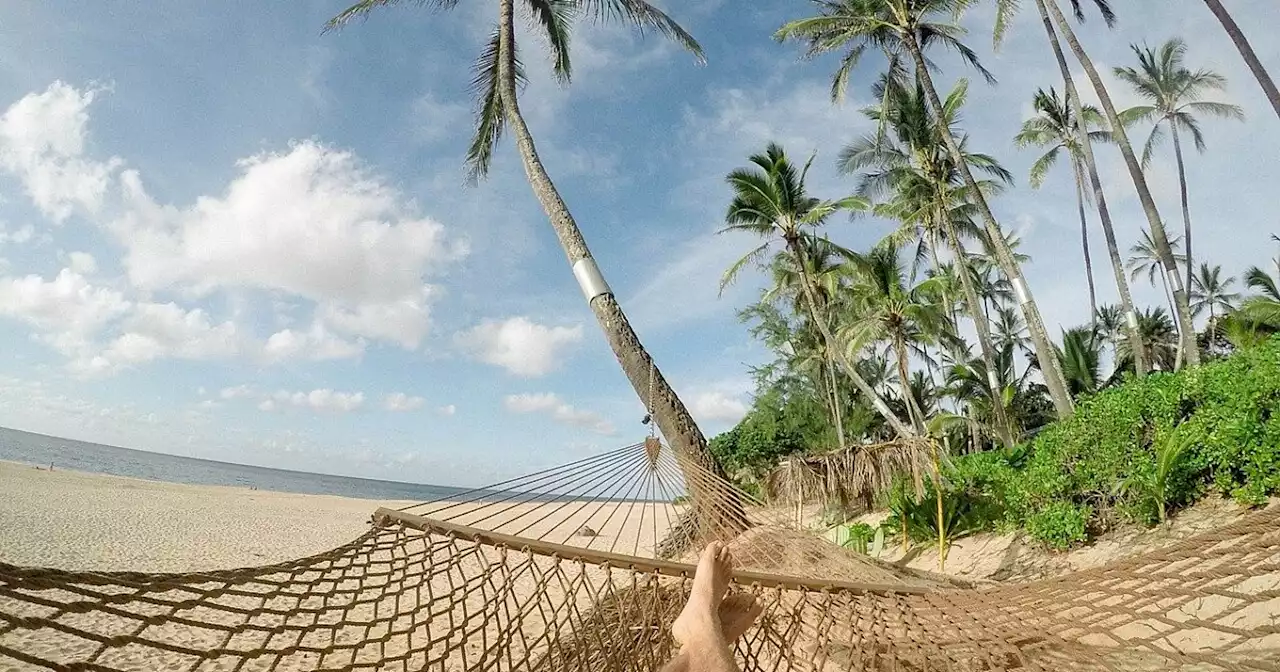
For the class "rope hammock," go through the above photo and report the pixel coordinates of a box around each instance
[2,438,1278,671]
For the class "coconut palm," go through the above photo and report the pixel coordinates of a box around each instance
[840,245,949,432]
[1118,308,1180,371]
[324,1,721,476]
[1056,327,1103,397]
[1200,0,1280,120]
[1013,90,1147,377]
[777,0,1076,419]
[1240,263,1280,328]
[1190,263,1241,324]
[721,143,916,438]
[994,0,1199,368]
[1128,229,1186,322]
[1015,87,1111,318]
[843,75,1016,447]
[1115,38,1244,298]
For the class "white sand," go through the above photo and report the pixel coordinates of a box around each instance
[0,460,417,572]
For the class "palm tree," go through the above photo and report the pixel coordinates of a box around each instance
[720,143,916,438]
[1015,87,1109,319]
[1190,263,1241,324]
[777,0,1076,420]
[841,245,949,433]
[324,1,721,476]
[1128,229,1186,322]
[1056,327,1103,397]
[1240,263,1280,328]
[993,306,1031,357]
[994,0,1199,368]
[1200,0,1280,120]
[1126,308,1180,371]
[843,75,1016,447]
[1032,0,1200,368]
[1012,90,1147,378]
[1115,38,1245,299]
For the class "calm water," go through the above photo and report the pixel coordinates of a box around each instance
[0,426,472,501]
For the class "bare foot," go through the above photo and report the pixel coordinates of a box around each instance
[718,593,762,643]
[672,541,733,646]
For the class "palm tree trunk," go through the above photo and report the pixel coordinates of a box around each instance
[1202,0,1280,120]
[1170,122,1195,321]
[894,334,927,433]
[494,0,744,534]
[902,33,1075,420]
[1071,159,1098,323]
[1033,9,1147,375]
[785,238,918,439]
[1044,0,1200,368]
[827,357,848,451]
[941,217,1015,449]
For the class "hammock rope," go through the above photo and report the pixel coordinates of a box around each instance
[2,439,1278,671]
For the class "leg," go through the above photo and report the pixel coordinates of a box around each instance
[660,542,761,672]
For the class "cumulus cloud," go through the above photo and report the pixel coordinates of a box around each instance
[262,388,366,413]
[690,391,748,424]
[436,404,457,416]
[263,324,364,362]
[66,251,97,274]
[113,141,463,349]
[0,82,472,372]
[383,392,426,412]
[457,317,583,377]
[503,392,615,435]
[0,81,121,222]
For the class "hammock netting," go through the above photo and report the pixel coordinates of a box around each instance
[2,438,1279,671]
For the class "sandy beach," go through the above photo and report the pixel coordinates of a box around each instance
[0,460,417,572]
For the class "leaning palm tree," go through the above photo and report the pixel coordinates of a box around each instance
[777,0,1076,420]
[1190,263,1241,324]
[1200,0,1280,120]
[995,0,1199,368]
[841,245,949,433]
[325,2,738,519]
[1016,87,1113,323]
[1128,229,1186,322]
[720,143,916,439]
[1115,38,1244,299]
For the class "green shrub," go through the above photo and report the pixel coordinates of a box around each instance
[953,336,1280,542]
[840,522,877,553]
[1026,502,1090,550]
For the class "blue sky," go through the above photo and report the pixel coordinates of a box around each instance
[0,1,1276,487]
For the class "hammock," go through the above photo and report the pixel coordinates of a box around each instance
[1,438,1278,671]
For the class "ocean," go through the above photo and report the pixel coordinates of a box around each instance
[0,426,472,502]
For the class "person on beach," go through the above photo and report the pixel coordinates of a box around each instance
[662,541,761,672]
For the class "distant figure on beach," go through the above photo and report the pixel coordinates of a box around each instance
[661,541,760,672]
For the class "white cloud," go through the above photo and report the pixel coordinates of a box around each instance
[0,224,35,245]
[436,404,457,416]
[113,142,460,309]
[319,289,434,349]
[66,251,96,274]
[0,268,129,341]
[457,317,583,377]
[219,385,254,400]
[383,392,425,412]
[503,392,615,436]
[95,302,242,370]
[690,391,748,424]
[0,81,121,222]
[265,388,366,413]
[263,324,364,362]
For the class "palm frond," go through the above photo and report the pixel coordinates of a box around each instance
[466,27,524,182]
[526,0,576,83]
[719,242,772,295]
[323,0,459,32]
[576,0,705,63]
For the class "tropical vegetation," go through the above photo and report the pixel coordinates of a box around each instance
[331,0,1280,559]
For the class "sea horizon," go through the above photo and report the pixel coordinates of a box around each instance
[0,425,473,502]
